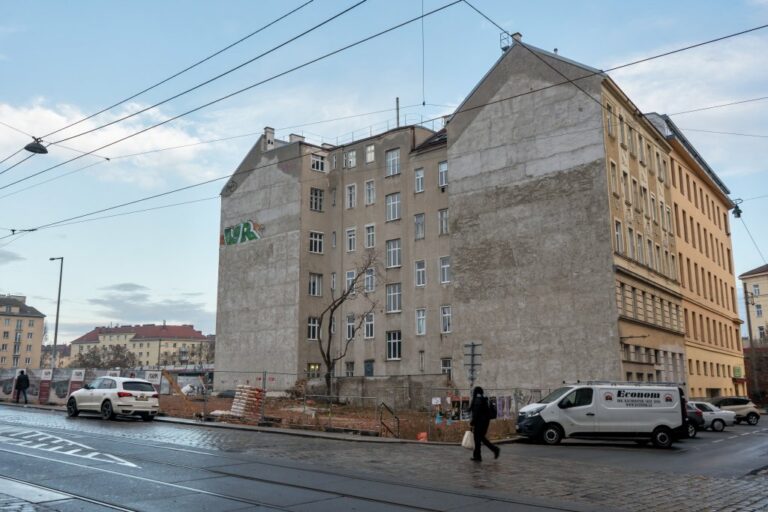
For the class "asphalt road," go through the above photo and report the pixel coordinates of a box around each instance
[1,405,768,511]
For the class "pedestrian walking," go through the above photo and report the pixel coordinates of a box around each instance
[14,370,30,404]
[469,386,499,462]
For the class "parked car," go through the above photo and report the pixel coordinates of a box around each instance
[686,402,704,437]
[689,401,736,431]
[708,397,761,425]
[67,376,159,421]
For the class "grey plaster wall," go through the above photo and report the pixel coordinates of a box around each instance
[215,139,303,388]
[446,43,620,389]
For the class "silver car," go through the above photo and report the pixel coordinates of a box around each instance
[689,401,736,432]
[67,376,159,421]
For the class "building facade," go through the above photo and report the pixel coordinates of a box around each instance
[71,324,211,367]
[216,35,742,393]
[0,295,45,370]
[740,264,768,343]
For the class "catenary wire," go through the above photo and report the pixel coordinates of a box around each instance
[0,0,462,193]
[739,218,767,264]
[668,96,768,116]
[680,128,768,138]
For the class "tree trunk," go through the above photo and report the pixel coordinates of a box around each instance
[324,371,332,398]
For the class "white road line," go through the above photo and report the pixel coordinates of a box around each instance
[727,436,738,440]
[741,433,751,436]
[712,439,724,443]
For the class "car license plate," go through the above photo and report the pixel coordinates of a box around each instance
[135,396,148,401]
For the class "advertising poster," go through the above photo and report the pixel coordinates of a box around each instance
[50,369,72,405]
[25,369,41,404]
[0,369,16,400]
[67,369,85,397]
[106,370,120,377]
[38,369,53,404]
[145,371,162,392]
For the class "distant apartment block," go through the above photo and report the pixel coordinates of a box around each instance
[0,295,45,370]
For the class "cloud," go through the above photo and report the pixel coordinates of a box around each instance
[100,283,149,292]
[0,249,24,265]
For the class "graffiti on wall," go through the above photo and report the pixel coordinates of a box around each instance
[220,220,264,246]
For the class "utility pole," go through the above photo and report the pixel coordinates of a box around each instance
[49,257,64,369]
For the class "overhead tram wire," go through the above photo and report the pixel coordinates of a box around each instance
[47,0,369,146]
[668,96,768,116]
[739,218,768,265]
[0,0,463,193]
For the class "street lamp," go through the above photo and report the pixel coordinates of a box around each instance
[24,138,48,154]
[49,257,64,369]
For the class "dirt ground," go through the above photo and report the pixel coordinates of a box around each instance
[158,394,518,442]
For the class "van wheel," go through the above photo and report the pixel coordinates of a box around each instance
[651,426,673,448]
[541,424,563,445]
[687,423,697,438]
[747,413,760,426]
[711,419,725,432]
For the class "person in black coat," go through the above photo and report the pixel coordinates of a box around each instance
[469,386,499,461]
[15,370,30,404]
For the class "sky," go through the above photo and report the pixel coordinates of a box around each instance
[1,0,767,345]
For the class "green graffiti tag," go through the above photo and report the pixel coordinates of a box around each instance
[221,220,263,246]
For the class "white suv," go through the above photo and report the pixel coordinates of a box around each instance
[67,376,159,421]
[708,397,760,425]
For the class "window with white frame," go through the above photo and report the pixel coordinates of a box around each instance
[651,195,657,221]
[636,234,644,265]
[414,213,425,240]
[308,273,322,297]
[365,144,375,163]
[415,308,426,335]
[346,270,356,293]
[386,193,401,221]
[331,231,336,248]
[332,154,337,170]
[757,304,764,318]
[346,227,356,252]
[364,268,375,292]
[627,227,635,259]
[309,188,323,212]
[311,154,325,172]
[414,260,426,287]
[345,362,354,377]
[441,306,452,333]
[439,256,451,283]
[386,330,402,360]
[441,358,452,379]
[345,150,357,168]
[365,180,375,205]
[331,272,336,291]
[365,224,375,248]
[307,363,321,378]
[438,209,449,235]
[614,221,623,253]
[438,161,448,187]
[346,183,357,209]
[386,239,401,268]
[346,314,355,340]
[309,231,324,254]
[386,283,402,312]
[307,317,319,340]
[386,148,400,176]
[364,313,374,339]
[754,284,761,296]
[414,168,424,193]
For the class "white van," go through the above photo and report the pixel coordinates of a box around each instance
[516,383,687,448]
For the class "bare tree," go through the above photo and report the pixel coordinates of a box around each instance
[313,250,379,397]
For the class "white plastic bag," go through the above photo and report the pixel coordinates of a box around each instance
[461,430,475,450]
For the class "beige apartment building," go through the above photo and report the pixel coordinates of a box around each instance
[740,264,768,344]
[0,295,45,370]
[71,324,211,367]
[216,35,742,393]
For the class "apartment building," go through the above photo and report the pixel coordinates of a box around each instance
[71,324,210,367]
[0,295,45,370]
[740,264,768,343]
[216,34,741,392]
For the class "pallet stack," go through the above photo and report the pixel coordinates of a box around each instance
[229,385,264,420]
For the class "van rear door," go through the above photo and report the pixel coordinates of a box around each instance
[556,387,597,436]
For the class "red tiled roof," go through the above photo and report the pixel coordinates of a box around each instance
[71,324,207,344]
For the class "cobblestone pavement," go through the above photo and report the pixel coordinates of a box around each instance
[2,407,768,512]
[0,494,51,512]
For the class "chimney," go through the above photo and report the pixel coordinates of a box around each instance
[262,126,275,152]
[289,133,305,143]
[512,32,522,43]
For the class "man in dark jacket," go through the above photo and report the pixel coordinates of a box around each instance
[469,386,500,461]
[15,370,30,404]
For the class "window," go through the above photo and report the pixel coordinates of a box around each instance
[344,150,357,168]
[364,359,374,376]
[757,304,764,318]
[386,239,402,267]
[346,314,355,340]
[311,155,325,172]
[346,228,356,252]
[415,308,426,335]
[307,318,319,340]
[386,148,400,176]
[441,358,452,380]
[414,168,424,193]
[609,161,618,195]
[364,313,374,339]
[26,333,32,340]
[650,195,657,221]
[346,270,356,293]
[415,260,426,287]
[414,213,425,240]
[438,161,448,187]
[345,362,354,377]
[364,268,376,292]
[346,184,357,209]
[614,220,623,253]
[309,231,324,253]
[386,331,402,360]
[606,103,614,136]
[307,363,321,378]
[365,180,375,205]
[619,116,626,145]
[627,227,635,259]
[331,231,336,248]
[386,283,402,312]
[309,188,323,212]
[628,126,636,154]
[438,209,449,235]
[365,224,375,248]
[386,193,401,221]
[441,306,452,333]
[439,256,451,283]
[759,326,766,340]
[331,272,337,291]
[622,171,630,201]
[753,284,761,296]
[308,273,323,297]
[636,234,644,264]
[365,144,375,163]
[27,320,34,328]
[638,134,645,162]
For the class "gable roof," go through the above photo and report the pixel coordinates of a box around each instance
[0,296,45,318]
[72,324,207,344]
[740,264,768,279]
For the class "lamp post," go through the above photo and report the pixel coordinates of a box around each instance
[49,257,64,369]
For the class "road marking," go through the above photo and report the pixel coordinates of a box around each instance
[0,430,138,468]
[712,439,724,443]
[727,436,738,440]
[741,433,751,436]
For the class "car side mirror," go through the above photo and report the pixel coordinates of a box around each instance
[83,384,91,390]
[558,399,572,409]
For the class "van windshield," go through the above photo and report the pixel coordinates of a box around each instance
[539,387,573,404]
